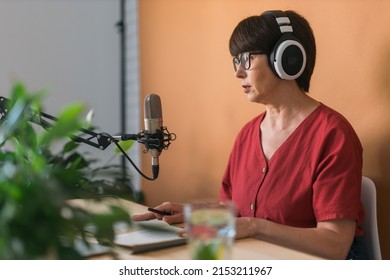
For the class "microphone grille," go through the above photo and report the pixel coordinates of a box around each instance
[144,93,162,119]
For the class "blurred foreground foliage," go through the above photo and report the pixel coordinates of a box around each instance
[0,83,134,259]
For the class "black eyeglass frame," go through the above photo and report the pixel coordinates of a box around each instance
[232,51,265,72]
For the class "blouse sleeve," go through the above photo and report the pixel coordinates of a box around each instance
[312,118,363,224]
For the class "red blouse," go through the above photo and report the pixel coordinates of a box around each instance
[220,103,364,236]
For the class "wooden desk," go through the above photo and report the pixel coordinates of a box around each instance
[71,198,323,260]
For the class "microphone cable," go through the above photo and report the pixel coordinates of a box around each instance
[108,133,157,181]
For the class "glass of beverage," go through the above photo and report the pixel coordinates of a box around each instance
[184,200,236,260]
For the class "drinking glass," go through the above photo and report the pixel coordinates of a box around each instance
[184,200,236,260]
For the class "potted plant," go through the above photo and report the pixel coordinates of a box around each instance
[0,82,133,259]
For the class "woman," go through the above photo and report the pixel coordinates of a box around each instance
[133,10,366,260]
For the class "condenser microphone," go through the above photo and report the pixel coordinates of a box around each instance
[144,93,163,179]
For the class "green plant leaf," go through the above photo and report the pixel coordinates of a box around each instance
[85,109,94,126]
[114,140,134,154]
[62,141,80,154]
[38,103,85,146]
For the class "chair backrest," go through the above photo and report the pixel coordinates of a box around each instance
[361,176,382,260]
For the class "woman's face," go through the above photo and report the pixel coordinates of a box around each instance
[234,54,281,104]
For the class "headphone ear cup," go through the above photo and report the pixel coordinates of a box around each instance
[269,33,307,80]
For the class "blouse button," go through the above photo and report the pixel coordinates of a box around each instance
[262,166,267,173]
[250,203,254,211]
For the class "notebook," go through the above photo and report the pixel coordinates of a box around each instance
[114,219,186,254]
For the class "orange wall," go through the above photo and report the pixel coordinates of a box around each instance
[139,0,390,258]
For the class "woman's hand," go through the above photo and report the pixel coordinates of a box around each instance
[235,217,258,239]
[132,202,184,224]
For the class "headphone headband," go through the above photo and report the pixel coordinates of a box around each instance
[263,10,293,33]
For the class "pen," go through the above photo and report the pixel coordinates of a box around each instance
[147,207,172,216]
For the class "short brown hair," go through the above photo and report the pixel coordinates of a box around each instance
[229,10,316,92]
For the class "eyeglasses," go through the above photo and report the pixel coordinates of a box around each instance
[232,51,265,72]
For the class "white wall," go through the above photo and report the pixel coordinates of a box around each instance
[0,0,141,192]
